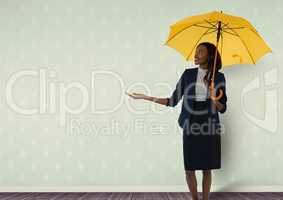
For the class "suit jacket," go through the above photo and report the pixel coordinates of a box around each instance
[166,67,227,129]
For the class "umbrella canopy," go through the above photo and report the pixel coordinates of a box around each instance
[164,10,272,100]
[164,10,272,66]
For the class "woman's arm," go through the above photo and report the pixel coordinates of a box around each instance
[125,92,169,106]
[126,69,187,107]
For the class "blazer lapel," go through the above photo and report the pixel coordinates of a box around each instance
[190,68,198,99]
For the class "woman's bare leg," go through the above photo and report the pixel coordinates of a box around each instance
[185,170,198,200]
[202,170,212,200]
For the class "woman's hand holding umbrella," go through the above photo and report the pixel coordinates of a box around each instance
[210,88,225,113]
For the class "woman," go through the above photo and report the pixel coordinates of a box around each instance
[126,42,227,200]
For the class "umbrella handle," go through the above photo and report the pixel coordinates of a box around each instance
[209,82,223,101]
[210,89,223,101]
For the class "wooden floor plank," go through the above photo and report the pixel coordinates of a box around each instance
[130,192,144,200]
[106,192,121,200]
[167,192,194,200]
[57,192,87,200]
[18,192,54,200]
[97,192,111,200]
[50,193,67,200]
[1,193,33,200]
[118,192,131,200]
[270,192,283,200]
[0,193,19,200]
[0,192,282,199]
[80,192,104,200]
[139,192,168,200]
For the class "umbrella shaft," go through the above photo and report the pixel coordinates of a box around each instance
[217,21,221,41]
[210,21,221,90]
[208,20,224,100]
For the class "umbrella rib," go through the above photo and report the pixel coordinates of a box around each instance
[203,29,218,35]
[222,26,260,37]
[221,22,230,30]
[222,29,239,37]
[186,27,212,60]
[224,26,260,37]
[228,26,256,64]
[166,21,219,44]
[224,26,246,30]
[192,24,216,29]
[220,30,224,60]
[204,19,218,28]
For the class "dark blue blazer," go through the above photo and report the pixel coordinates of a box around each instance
[166,67,227,129]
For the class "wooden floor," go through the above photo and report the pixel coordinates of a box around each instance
[0,192,282,200]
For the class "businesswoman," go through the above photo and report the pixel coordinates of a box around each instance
[126,42,227,200]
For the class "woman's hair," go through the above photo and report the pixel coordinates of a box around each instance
[197,42,222,86]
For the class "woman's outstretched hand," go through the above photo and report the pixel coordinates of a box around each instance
[125,91,169,106]
[125,92,148,100]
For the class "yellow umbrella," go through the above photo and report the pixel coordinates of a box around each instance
[164,10,272,100]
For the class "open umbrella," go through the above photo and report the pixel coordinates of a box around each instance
[164,10,272,100]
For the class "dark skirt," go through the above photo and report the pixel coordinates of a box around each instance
[182,99,221,170]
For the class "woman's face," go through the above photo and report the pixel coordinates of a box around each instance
[194,45,208,67]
